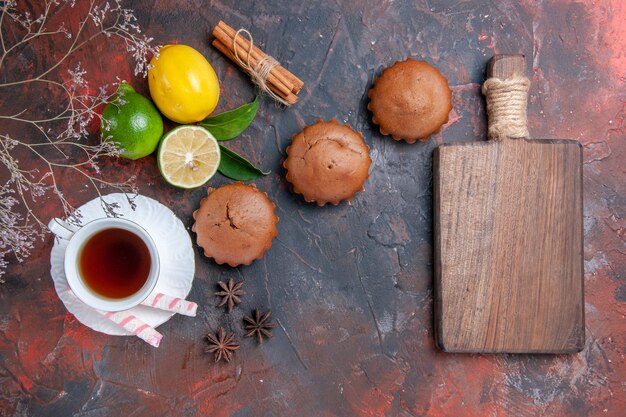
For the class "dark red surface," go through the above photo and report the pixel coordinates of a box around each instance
[1,1,625,416]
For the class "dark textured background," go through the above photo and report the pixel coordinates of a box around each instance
[1,0,625,416]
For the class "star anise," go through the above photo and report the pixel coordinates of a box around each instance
[215,278,245,313]
[205,327,240,363]
[243,309,277,343]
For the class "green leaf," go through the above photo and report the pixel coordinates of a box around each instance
[218,145,270,180]
[199,97,259,141]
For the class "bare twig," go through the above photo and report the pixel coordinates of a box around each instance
[0,0,158,281]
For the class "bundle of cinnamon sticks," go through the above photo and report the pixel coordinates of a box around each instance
[211,20,303,105]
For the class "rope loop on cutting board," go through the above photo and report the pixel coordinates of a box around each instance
[482,76,530,140]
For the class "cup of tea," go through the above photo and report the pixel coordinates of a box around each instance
[48,217,160,312]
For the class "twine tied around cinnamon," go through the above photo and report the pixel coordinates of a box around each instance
[232,29,290,106]
[481,76,530,140]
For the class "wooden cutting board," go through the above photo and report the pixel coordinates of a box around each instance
[433,54,585,353]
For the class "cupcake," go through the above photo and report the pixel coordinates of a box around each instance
[192,183,278,267]
[368,58,452,143]
[283,119,371,206]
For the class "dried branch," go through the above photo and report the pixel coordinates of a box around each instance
[0,0,158,281]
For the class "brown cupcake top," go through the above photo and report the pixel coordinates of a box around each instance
[368,58,452,143]
[192,183,278,267]
[283,119,371,206]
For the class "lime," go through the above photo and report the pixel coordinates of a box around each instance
[148,44,220,124]
[157,126,221,188]
[101,83,164,160]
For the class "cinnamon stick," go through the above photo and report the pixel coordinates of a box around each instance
[216,21,304,94]
[212,25,294,98]
[211,20,304,104]
[211,39,298,105]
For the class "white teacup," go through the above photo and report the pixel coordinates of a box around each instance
[48,217,160,312]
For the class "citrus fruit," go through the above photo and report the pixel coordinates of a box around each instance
[148,44,220,124]
[157,126,221,188]
[101,82,164,160]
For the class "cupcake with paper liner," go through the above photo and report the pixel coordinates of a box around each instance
[283,119,371,206]
[368,58,452,143]
[192,183,278,267]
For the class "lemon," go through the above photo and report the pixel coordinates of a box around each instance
[101,83,163,160]
[148,44,220,124]
[158,126,221,188]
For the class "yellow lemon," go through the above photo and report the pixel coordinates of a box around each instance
[148,44,220,124]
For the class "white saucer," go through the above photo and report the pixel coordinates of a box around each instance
[50,193,195,335]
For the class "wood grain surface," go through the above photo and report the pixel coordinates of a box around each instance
[434,55,585,353]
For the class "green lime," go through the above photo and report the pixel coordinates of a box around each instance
[101,82,164,160]
[157,125,220,188]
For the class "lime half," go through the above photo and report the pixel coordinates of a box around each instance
[158,126,221,188]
